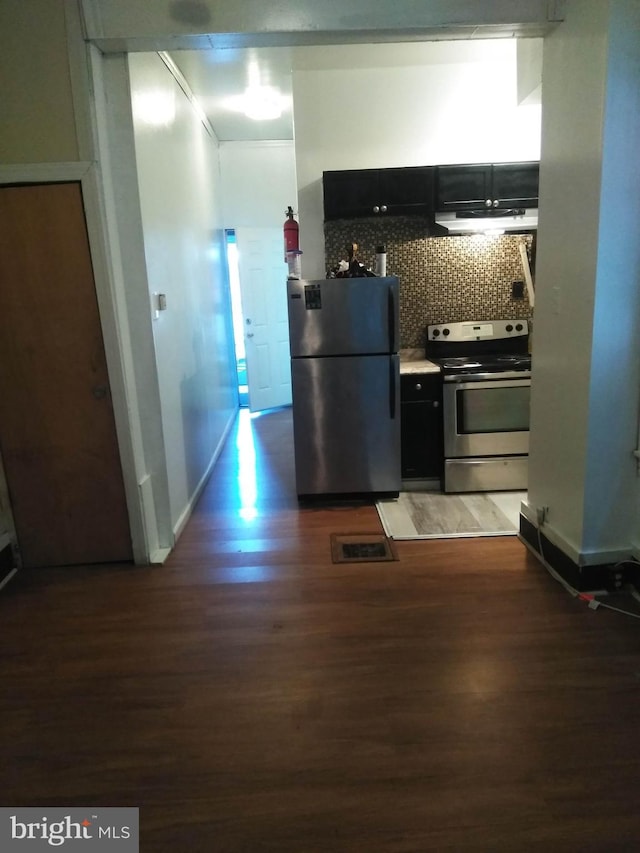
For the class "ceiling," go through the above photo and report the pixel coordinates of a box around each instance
[169,39,526,143]
[170,46,296,142]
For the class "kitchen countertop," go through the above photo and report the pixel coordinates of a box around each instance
[399,349,441,375]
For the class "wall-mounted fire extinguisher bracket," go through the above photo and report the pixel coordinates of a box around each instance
[284,206,299,261]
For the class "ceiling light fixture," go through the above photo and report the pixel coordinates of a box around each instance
[225,86,290,121]
[243,85,288,120]
[224,59,290,121]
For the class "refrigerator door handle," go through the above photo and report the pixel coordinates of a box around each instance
[389,357,396,420]
[388,285,396,354]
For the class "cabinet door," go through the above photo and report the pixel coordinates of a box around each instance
[491,162,539,208]
[436,164,492,211]
[323,166,436,220]
[377,167,436,215]
[400,375,443,479]
[323,169,381,220]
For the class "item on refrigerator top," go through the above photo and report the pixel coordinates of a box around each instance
[283,205,299,261]
[375,244,387,277]
[286,250,302,280]
[330,241,376,278]
[287,276,401,498]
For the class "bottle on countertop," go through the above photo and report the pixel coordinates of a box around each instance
[374,244,387,277]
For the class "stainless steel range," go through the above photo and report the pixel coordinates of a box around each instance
[425,319,531,493]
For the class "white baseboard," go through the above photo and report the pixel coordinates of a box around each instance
[520,502,632,566]
[149,547,172,565]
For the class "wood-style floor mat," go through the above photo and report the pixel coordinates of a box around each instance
[330,533,398,563]
[376,491,525,540]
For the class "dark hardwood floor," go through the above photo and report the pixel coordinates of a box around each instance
[2,407,640,851]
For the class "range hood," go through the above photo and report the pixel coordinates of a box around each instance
[434,208,538,235]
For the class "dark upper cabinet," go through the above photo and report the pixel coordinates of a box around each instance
[436,162,539,211]
[323,166,436,220]
[434,164,493,211]
[491,163,539,208]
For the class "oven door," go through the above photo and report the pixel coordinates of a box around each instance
[443,377,530,458]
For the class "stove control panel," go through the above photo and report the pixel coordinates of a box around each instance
[427,319,529,342]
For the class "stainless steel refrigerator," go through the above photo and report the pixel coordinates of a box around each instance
[287,276,401,498]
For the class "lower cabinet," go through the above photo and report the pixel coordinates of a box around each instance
[400,373,444,480]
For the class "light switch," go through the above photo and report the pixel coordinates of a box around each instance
[152,292,167,320]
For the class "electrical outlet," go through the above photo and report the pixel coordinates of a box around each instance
[511,280,525,299]
[536,505,549,525]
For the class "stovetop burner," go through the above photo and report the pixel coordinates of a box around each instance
[437,353,531,374]
[425,318,531,376]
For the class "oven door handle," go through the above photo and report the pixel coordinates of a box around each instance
[449,379,531,392]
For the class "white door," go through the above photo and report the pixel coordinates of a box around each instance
[235,227,292,412]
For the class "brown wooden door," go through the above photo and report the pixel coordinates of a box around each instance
[0,182,133,567]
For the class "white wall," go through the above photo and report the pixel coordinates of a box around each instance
[219,141,298,228]
[517,38,542,104]
[291,40,542,277]
[129,53,237,533]
[526,0,640,563]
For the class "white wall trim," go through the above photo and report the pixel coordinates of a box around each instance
[172,409,237,542]
[90,48,176,563]
[157,51,218,141]
[0,162,93,183]
[219,140,295,150]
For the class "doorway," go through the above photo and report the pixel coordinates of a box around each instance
[225,228,249,407]
[225,226,293,413]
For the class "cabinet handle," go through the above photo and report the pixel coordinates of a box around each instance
[372,205,380,214]
[380,204,387,213]
[493,199,500,208]
[415,383,422,391]
[485,199,492,207]
[433,401,440,408]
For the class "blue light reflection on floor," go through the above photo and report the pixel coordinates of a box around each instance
[235,409,258,520]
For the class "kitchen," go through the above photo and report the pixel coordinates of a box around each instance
[273,36,539,517]
[288,178,536,534]
[233,40,540,517]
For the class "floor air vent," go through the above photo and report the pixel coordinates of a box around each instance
[330,533,397,564]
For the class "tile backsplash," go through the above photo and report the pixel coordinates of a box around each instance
[324,217,534,349]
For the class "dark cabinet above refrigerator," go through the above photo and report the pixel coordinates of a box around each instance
[436,162,539,211]
[323,166,436,220]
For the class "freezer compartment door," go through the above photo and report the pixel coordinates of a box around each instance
[291,354,401,496]
[287,277,399,357]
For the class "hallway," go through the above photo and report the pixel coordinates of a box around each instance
[1,407,640,851]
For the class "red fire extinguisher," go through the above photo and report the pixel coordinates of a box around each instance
[284,206,299,261]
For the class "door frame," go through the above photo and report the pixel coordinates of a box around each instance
[0,161,167,565]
